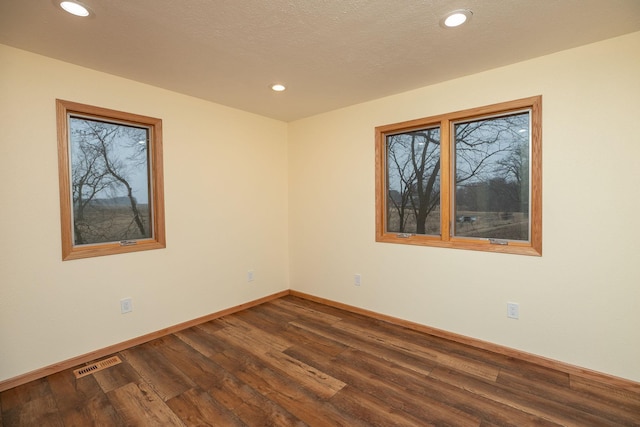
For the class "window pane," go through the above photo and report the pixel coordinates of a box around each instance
[386,127,441,235]
[453,112,530,241]
[69,116,152,245]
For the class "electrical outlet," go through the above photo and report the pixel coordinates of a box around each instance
[354,274,361,286]
[507,302,519,319]
[247,270,254,282]
[120,298,133,314]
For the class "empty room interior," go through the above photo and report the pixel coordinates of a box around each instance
[1,0,640,425]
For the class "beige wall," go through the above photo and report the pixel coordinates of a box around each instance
[0,45,289,382]
[2,31,639,385]
[288,32,640,382]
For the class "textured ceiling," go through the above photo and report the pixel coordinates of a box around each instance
[1,1,639,121]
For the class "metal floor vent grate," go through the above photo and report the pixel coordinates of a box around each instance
[73,356,122,379]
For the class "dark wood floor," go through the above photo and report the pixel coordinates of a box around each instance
[1,295,639,426]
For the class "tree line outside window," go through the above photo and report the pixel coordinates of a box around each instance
[70,116,151,245]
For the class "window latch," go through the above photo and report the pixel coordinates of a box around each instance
[489,238,508,245]
[119,240,137,246]
[396,233,413,238]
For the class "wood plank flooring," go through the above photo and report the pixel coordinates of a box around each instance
[1,295,639,426]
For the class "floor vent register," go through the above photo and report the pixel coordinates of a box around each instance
[73,355,122,379]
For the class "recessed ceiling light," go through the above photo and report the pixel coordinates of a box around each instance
[60,1,90,17]
[271,84,286,92]
[441,9,473,28]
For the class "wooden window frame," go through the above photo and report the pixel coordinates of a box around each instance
[375,96,542,256]
[56,99,166,260]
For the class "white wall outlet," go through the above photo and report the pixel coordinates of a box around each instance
[507,302,519,319]
[120,297,133,314]
[247,270,254,282]
[354,274,361,286]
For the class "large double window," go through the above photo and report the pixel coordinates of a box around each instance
[375,96,541,256]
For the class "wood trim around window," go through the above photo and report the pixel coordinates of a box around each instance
[56,99,166,260]
[375,96,542,256]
